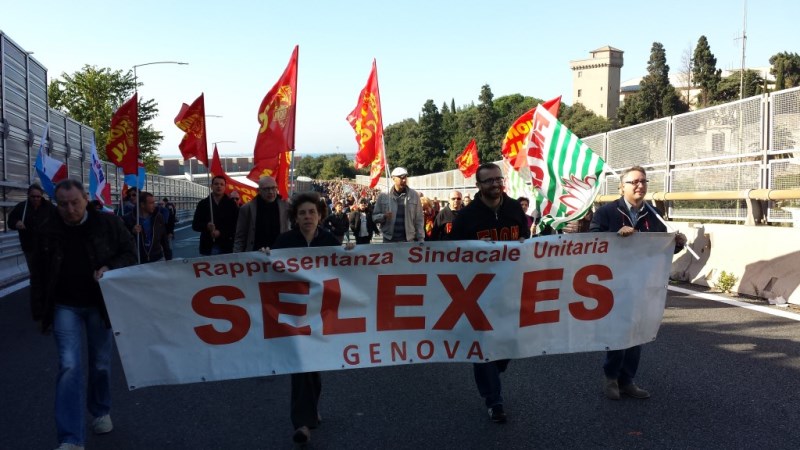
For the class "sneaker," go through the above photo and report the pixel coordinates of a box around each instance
[605,378,620,400]
[92,415,114,434]
[488,404,507,423]
[620,383,651,399]
[54,444,84,450]
[292,426,311,444]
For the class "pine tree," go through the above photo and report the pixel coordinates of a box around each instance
[476,84,497,162]
[692,36,722,108]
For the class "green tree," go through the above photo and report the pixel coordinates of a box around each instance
[769,52,800,89]
[561,103,613,137]
[418,100,447,172]
[476,84,498,162]
[617,42,688,126]
[384,118,424,174]
[48,65,163,172]
[775,59,785,91]
[294,155,324,179]
[712,70,766,103]
[319,154,356,180]
[692,35,722,108]
[440,101,456,158]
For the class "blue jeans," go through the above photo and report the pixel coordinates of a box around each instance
[473,359,510,407]
[53,305,113,446]
[603,345,641,386]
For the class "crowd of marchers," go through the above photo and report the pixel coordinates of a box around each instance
[10,162,685,449]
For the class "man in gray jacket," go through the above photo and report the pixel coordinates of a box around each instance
[233,176,291,252]
[372,167,424,242]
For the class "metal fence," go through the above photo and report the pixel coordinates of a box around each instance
[391,86,800,224]
[0,31,207,232]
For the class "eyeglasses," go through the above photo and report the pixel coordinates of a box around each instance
[478,177,504,185]
[450,197,462,200]
[259,186,278,191]
[624,179,649,186]
[395,175,407,179]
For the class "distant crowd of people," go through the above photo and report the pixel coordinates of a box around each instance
[10,162,685,448]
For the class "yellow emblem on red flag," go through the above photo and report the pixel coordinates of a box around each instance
[455,139,479,178]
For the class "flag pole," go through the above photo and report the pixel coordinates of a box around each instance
[21,197,28,224]
[135,177,141,264]
[382,139,391,192]
[207,163,214,243]
[289,149,296,197]
[289,46,298,198]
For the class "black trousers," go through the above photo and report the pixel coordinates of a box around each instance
[291,372,322,429]
[355,235,372,244]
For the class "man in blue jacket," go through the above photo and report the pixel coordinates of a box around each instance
[590,165,686,400]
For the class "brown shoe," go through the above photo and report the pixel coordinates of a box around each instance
[292,426,310,444]
[620,383,650,399]
[605,378,620,400]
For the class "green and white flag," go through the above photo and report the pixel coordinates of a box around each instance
[503,158,532,210]
[520,104,606,231]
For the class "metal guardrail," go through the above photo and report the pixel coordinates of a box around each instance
[0,208,196,288]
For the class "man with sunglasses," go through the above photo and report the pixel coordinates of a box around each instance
[449,162,531,424]
[373,167,424,243]
[234,176,290,252]
[590,165,686,400]
[430,190,464,240]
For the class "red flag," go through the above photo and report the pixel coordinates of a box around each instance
[106,93,139,175]
[501,96,561,169]
[246,151,291,198]
[211,147,259,204]
[347,60,385,188]
[455,139,480,178]
[253,46,298,162]
[174,93,208,166]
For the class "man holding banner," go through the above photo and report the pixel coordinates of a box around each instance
[31,179,136,450]
[449,162,531,423]
[590,166,686,400]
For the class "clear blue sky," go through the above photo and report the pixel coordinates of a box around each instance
[2,0,796,158]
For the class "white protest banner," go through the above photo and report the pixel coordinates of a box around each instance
[99,233,676,389]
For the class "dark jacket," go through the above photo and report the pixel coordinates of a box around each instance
[192,195,239,255]
[590,197,683,253]
[123,211,173,263]
[8,199,55,252]
[272,227,341,250]
[161,204,177,235]
[234,196,291,252]
[449,193,531,241]
[324,212,350,238]
[431,206,459,241]
[31,209,137,332]
[348,208,379,238]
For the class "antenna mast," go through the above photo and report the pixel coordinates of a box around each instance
[739,0,747,100]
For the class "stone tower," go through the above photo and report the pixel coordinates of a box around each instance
[569,46,624,119]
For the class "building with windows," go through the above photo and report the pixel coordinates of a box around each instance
[569,46,624,119]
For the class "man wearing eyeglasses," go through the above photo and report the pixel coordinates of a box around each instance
[590,165,686,401]
[373,167,424,243]
[449,162,531,424]
[234,176,290,252]
[430,190,464,240]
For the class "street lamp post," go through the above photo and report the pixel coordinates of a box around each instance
[132,61,189,92]
[213,141,237,173]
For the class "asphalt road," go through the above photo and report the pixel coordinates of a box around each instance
[2,224,800,449]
